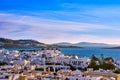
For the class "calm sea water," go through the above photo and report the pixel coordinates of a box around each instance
[60,47,120,59]
[4,47,120,59]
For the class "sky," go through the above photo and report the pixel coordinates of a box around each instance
[1,0,120,44]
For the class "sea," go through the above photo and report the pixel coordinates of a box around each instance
[3,47,120,59]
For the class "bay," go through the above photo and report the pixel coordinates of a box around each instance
[3,47,120,59]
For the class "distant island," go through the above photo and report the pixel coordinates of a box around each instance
[104,47,120,49]
[53,42,117,47]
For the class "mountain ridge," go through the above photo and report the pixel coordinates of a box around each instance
[53,42,117,47]
[0,38,118,48]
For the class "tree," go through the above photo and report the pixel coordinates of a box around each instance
[88,55,116,70]
[91,54,100,61]
[104,57,114,62]
[0,62,7,66]
[68,64,76,71]
[99,62,115,70]
[50,67,54,71]
[88,55,100,70]
[101,53,104,62]
[88,61,100,70]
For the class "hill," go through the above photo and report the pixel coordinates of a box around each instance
[0,38,47,48]
[74,42,110,47]
[54,42,116,47]
[0,38,81,48]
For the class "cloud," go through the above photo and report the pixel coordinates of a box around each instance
[0,13,120,44]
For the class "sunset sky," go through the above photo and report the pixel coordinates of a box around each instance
[0,0,120,44]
